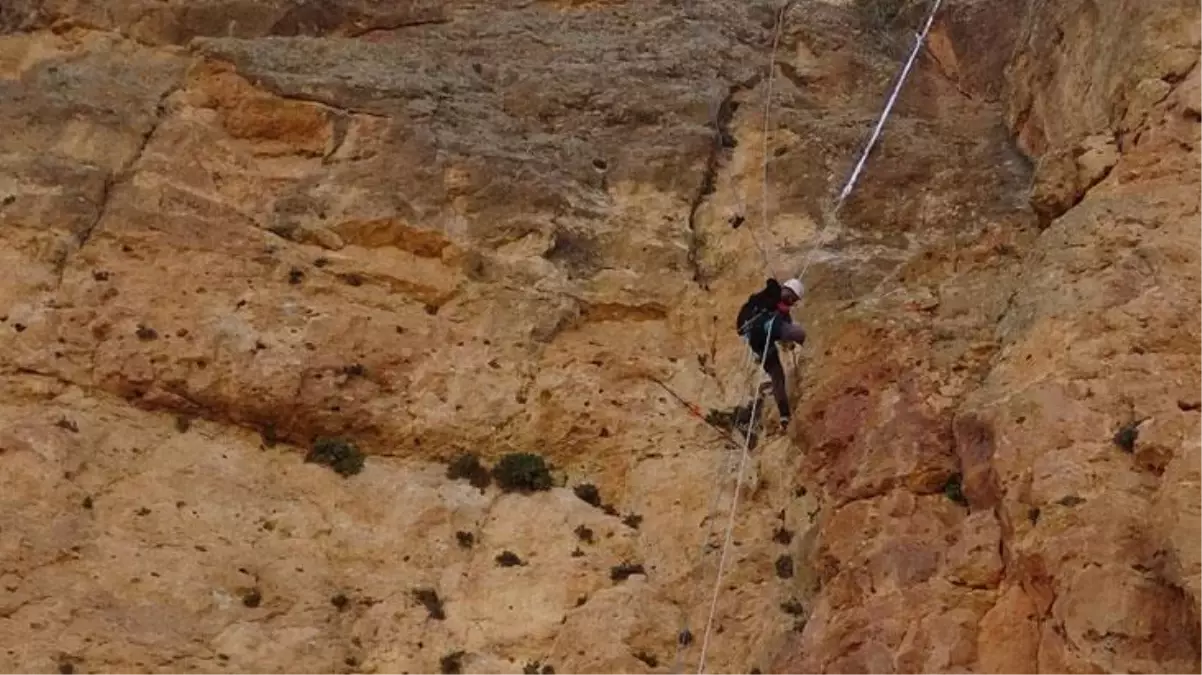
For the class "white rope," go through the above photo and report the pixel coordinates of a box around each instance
[670,400,742,666]
[668,430,737,674]
[676,1,944,671]
[832,0,944,214]
[670,340,758,674]
[754,0,797,278]
[798,0,944,282]
[695,318,776,674]
[671,4,793,669]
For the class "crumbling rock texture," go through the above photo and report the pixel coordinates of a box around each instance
[0,0,1197,673]
[770,0,1201,672]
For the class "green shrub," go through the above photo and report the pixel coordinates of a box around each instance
[705,408,735,428]
[446,452,492,489]
[1113,422,1139,453]
[306,437,365,477]
[492,453,553,493]
[943,473,968,506]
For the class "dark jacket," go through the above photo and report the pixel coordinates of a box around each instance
[736,279,783,335]
[737,279,795,353]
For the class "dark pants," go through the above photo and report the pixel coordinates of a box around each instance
[755,345,790,420]
[747,316,805,421]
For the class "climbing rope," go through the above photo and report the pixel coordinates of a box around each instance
[668,339,758,674]
[799,0,945,281]
[696,318,776,674]
[665,317,779,673]
[755,0,798,278]
[676,0,946,672]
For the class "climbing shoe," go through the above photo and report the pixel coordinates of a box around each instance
[779,416,791,433]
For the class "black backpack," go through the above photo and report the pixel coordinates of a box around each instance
[736,279,781,336]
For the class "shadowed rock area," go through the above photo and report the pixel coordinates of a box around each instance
[0,0,1197,672]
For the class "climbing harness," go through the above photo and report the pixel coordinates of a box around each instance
[674,0,946,672]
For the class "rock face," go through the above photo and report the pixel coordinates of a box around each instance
[769,0,1202,673]
[0,0,1197,673]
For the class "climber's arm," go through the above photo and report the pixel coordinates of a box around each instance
[778,322,806,346]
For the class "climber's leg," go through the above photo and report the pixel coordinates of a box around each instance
[762,347,791,428]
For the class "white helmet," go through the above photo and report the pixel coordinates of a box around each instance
[782,278,805,300]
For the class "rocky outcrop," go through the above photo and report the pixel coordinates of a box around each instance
[0,3,812,672]
[0,0,1197,673]
[970,0,1200,670]
[769,0,1201,672]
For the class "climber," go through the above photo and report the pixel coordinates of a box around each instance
[735,277,807,432]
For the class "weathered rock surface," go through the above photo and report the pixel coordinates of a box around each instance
[769,0,1201,673]
[0,2,809,672]
[0,0,1197,672]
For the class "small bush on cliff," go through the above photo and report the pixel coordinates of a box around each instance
[634,651,659,668]
[413,588,446,620]
[574,525,595,544]
[775,555,794,579]
[446,452,491,490]
[492,452,553,493]
[1113,421,1139,453]
[495,550,523,567]
[330,593,350,611]
[709,403,760,449]
[705,407,735,429]
[306,437,365,477]
[573,482,602,507]
[942,473,968,506]
[610,562,645,582]
[440,651,465,674]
